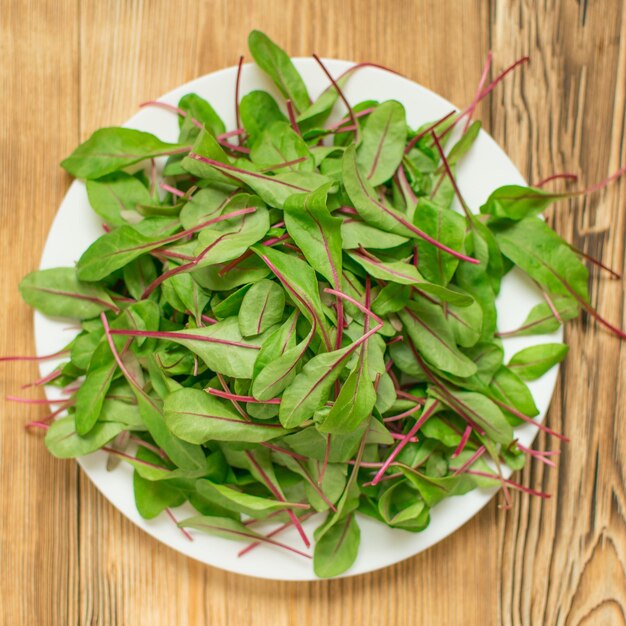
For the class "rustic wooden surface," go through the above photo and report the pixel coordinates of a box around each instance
[1,1,624,624]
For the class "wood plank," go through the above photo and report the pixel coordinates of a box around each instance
[489,2,626,625]
[0,1,80,625]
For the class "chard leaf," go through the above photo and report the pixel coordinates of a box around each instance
[45,416,126,458]
[238,279,285,337]
[248,30,310,113]
[399,302,477,378]
[508,343,569,381]
[491,217,589,303]
[279,345,354,428]
[252,325,313,400]
[76,219,179,282]
[158,317,265,379]
[502,296,579,337]
[489,366,539,421]
[347,251,472,305]
[61,127,185,179]
[340,220,409,250]
[253,245,332,350]
[19,268,116,319]
[481,185,557,220]
[86,172,152,225]
[164,388,287,443]
[178,93,226,136]
[313,513,360,578]
[195,194,270,266]
[428,387,513,444]
[250,121,314,172]
[284,184,343,286]
[356,101,407,186]
[318,348,376,434]
[239,90,288,136]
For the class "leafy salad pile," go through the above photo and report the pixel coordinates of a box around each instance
[8,31,625,577]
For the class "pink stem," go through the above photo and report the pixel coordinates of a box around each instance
[517,443,557,468]
[244,451,311,548]
[534,173,578,188]
[383,404,423,423]
[238,512,315,558]
[452,425,474,459]
[160,182,185,198]
[109,328,261,351]
[206,388,280,404]
[139,100,203,129]
[464,50,493,131]
[0,348,70,363]
[166,508,194,541]
[235,55,244,143]
[21,368,62,389]
[453,445,486,476]
[371,401,440,485]
[286,99,301,136]
[464,469,551,499]
[312,53,360,143]
[491,397,569,441]
[404,110,456,154]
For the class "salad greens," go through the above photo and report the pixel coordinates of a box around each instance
[6,30,625,578]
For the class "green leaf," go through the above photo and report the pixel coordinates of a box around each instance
[400,469,478,507]
[76,219,179,282]
[313,513,360,578]
[340,220,409,250]
[45,416,126,458]
[378,482,428,528]
[428,387,513,444]
[279,345,354,428]
[413,198,466,285]
[239,90,288,137]
[283,184,343,286]
[134,391,207,471]
[86,172,152,225]
[248,30,310,113]
[178,93,226,136]
[491,217,589,303]
[250,121,314,172]
[348,251,472,305]
[445,121,481,166]
[159,317,265,379]
[133,448,185,519]
[164,387,288,443]
[238,279,285,337]
[399,302,477,378]
[19,267,116,319]
[503,296,579,337]
[179,187,230,229]
[74,359,117,435]
[253,245,332,350]
[252,325,312,400]
[508,343,569,381]
[123,256,158,301]
[356,101,407,186]
[195,194,270,266]
[489,366,539,421]
[318,348,376,434]
[61,127,184,179]
[481,185,557,220]
[195,480,304,517]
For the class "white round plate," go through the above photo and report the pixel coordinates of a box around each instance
[35,59,562,580]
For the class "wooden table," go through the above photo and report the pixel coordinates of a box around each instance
[1,1,625,624]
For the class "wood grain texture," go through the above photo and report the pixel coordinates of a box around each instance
[0,1,623,624]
